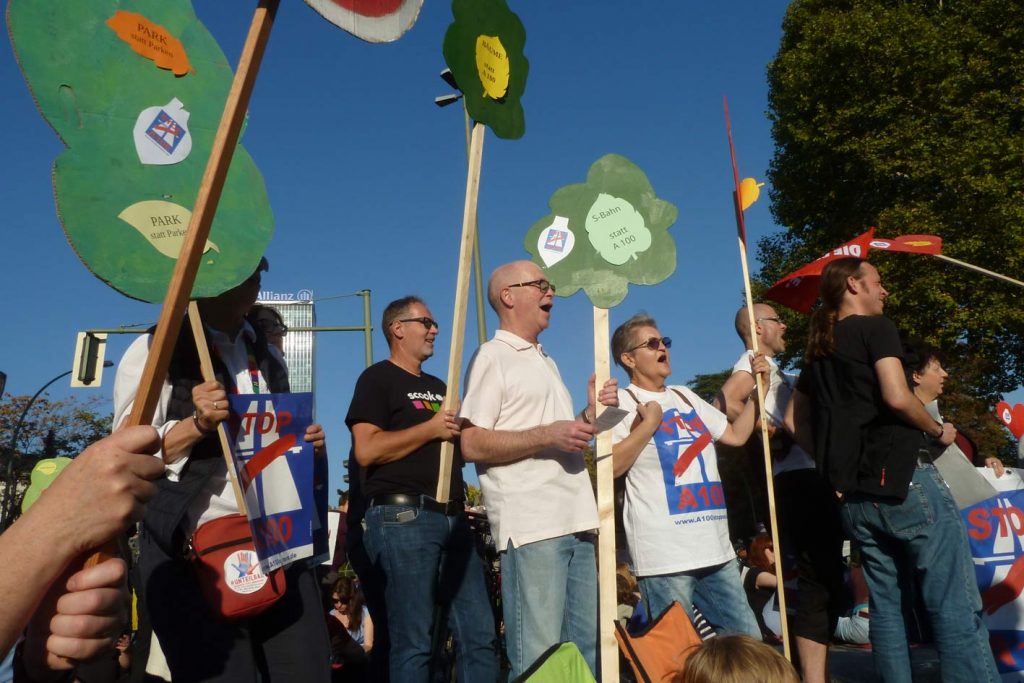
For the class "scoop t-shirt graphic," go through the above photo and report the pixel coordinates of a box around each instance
[613,384,734,576]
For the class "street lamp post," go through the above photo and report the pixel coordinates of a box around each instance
[0,361,113,530]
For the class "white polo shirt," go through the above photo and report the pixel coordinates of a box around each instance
[460,329,599,551]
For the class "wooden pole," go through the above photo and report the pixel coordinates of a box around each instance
[933,253,1024,290]
[436,122,485,503]
[124,0,279,430]
[85,0,278,569]
[724,98,791,660]
[187,302,248,515]
[465,106,488,346]
[593,307,618,682]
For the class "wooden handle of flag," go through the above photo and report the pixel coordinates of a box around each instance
[593,307,619,682]
[932,254,1024,290]
[187,302,248,515]
[84,0,278,569]
[436,122,485,503]
[725,97,791,660]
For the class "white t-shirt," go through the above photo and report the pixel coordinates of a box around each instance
[612,384,733,576]
[731,352,815,476]
[459,329,599,551]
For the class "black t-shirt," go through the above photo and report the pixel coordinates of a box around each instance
[798,315,928,499]
[345,360,463,501]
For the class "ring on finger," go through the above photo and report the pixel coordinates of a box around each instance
[213,401,219,410]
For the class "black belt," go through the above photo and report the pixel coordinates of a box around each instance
[368,493,463,516]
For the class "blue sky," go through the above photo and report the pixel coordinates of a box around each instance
[4,1,1017,494]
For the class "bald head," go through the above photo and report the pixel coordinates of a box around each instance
[487,260,543,313]
[735,303,786,354]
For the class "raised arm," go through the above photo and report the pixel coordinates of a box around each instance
[716,368,756,421]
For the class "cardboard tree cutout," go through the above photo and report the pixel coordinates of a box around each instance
[526,154,678,683]
[434,0,529,503]
[524,154,678,308]
[442,0,528,140]
[8,0,275,302]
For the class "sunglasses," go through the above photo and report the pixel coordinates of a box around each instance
[628,336,672,353]
[256,318,288,335]
[399,317,439,330]
[508,279,556,294]
[756,316,784,325]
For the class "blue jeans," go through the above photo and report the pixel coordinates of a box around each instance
[840,464,999,683]
[363,505,498,683]
[637,559,761,639]
[501,534,598,679]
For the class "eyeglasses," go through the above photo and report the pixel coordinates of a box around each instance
[756,316,784,325]
[256,318,288,335]
[332,596,342,604]
[628,336,672,352]
[508,279,556,294]
[399,317,439,330]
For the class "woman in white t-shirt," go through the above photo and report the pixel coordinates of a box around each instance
[610,313,766,638]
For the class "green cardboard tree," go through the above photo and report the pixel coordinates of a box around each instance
[525,154,678,308]
[8,0,274,302]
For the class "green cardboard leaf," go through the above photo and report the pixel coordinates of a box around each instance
[442,0,528,140]
[21,457,72,514]
[8,0,273,302]
[524,154,678,309]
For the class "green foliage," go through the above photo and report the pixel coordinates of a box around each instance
[686,369,733,406]
[763,0,1024,460]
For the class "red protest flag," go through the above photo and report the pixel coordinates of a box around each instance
[763,228,876,314]
[870,234,943,255]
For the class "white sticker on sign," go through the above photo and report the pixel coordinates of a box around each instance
[133,98,192,165]
[537,216,575,267]
[223,549,269,594]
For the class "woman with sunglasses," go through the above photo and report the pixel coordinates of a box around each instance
[610,313,768,636]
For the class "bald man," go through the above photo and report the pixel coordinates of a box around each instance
[717,304,843,683]
[459,260,617,678]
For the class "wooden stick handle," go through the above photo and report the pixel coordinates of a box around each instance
[124,0,279,430]
[933,253,1024,289]
[593,307,618,683]
[738,234,792,661]
[436,122,486,503]
[187,302,248,515]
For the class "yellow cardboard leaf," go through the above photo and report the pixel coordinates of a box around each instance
[475,35,510,100]
[106,10,192,76]
[739,177,764,211]
[117,200,218,259]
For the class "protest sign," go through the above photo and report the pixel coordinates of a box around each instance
[227,392,320,573]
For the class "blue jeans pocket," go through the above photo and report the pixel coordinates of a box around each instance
[878,483,932,537]
[373,504,420,525]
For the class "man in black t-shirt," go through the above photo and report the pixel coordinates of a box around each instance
[787,258,997,682]
[345,296,497,682]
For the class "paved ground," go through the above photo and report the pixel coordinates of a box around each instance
[829,643,942,682]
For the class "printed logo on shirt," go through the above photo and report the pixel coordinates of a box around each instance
[654,407,726,515]
[408,390,444,412]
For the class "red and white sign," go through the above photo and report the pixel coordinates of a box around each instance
[304,0,423,43]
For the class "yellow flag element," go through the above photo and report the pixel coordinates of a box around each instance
[475,35,510,100]
[739,178,764,211]
[118,200,219,259]
[905,240,934,247]
[107,11,192,76]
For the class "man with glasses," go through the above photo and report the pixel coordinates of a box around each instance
[609,313,763,638]
[717,303,844,682]
[346,296,497,682]
[459,260,618,679]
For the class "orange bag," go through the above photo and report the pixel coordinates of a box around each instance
[615,601,703,682]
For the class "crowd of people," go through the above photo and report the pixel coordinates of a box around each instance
[0,255,1010,682]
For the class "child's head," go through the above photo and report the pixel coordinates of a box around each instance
[748,534,776,573]
[675,635,798,683]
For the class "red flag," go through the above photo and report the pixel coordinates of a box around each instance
[304,0,423,43]
[724,98,747,244]
[870,234,943,255]
[763,228,875,313]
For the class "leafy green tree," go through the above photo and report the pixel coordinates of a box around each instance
[0,393,112,523]
[762,0,1024,461]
